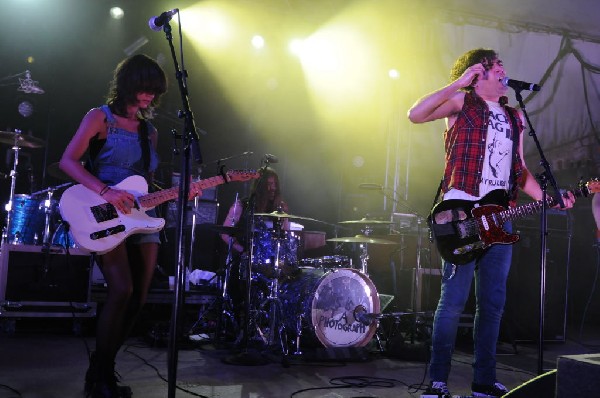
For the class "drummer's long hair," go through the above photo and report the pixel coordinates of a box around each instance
[252,167,284,212]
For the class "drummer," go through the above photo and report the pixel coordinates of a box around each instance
[220,166,289,253]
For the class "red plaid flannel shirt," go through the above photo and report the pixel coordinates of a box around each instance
[442,91,524,204]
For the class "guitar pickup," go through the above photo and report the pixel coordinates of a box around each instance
[91,203,119,223]
[90,225,126,240]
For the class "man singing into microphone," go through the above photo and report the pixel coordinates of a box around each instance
[407,48,575,398]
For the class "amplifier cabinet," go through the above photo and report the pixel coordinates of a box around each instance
[0,243,95,318]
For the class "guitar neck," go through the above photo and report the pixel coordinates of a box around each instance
[498,188,582,224]
[498,199,548,224]
[138,175,226,208]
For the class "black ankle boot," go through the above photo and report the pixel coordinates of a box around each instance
[84,352,97,395]
[85,352,132,398]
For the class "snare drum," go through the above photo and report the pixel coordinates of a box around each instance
[279,267,380,347]
[7,195,45,244]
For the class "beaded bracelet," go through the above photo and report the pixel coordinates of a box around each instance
[99,185,110,196]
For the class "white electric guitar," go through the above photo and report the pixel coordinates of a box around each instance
[59,170,259,254]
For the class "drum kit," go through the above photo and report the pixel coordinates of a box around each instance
[219,209,400,356]
[0,130,75,248]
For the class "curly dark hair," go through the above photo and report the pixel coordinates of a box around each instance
[106,54,167,119]
[450,48,499,92]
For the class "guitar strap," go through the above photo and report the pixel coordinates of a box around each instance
[139,119,151,175]
[426,178,444,239]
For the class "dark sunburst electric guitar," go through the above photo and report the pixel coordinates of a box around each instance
[428,181,600,265]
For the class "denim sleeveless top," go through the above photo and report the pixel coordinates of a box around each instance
[92,105,159,185]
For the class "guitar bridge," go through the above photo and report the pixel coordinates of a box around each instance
[452,240,485,255]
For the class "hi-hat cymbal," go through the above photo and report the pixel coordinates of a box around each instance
[327,235,397,244]
[46,162,73,181]
[0,131,44,148]
[254,210,317,222]
[338,218,393,225]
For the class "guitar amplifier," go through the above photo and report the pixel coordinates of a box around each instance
[164,200,219,228]
[0,243,96,318]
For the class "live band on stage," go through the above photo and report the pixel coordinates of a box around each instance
[0,128,446,355]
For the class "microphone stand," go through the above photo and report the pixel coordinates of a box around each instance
[159,20,204,398]
[513,88,565,375]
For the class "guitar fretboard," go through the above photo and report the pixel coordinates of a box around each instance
[138,175,226,208]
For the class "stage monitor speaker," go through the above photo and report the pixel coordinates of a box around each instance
[0,243,91,303]
[0,243,95,319]
[557,354,600,397]
[502,369,556,398]
[504,214,570,343]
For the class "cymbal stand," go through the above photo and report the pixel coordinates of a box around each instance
[256,219,286,348]
[40,189,55,246]
[358,226,373,275]
[216,195,240,343]
[3,135,22,243]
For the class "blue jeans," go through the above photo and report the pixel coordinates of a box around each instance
[429,227,512,385]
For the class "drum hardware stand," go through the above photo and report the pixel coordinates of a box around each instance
[255,219,287,348]
[213,254,239,343]
[30,182,72,246]
[3,134,23,244]
[214,195,240,344]
[223,165,269,366]
[357,226,375,275]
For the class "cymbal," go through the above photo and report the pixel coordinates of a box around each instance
[327,235,397,245]
[338,218,393,225]
[46,162,73,181]
[0,131,44,148]
[254,210,317,222]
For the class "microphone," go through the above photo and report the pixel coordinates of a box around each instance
[500,77,541,92]
[148,8,179,31]
[354,305,380,326]
[264,153,278,164]
[359,183,383,190]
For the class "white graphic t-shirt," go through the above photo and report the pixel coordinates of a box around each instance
[444,100,514,201]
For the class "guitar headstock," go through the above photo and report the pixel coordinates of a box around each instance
[225,169,260,182]
[585,179,600,195]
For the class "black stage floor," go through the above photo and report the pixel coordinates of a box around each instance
[1,300,599,398]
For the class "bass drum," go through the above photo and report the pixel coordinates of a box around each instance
[280,268,380,348]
